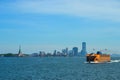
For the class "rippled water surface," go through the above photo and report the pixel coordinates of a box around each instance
[0,57,120,80]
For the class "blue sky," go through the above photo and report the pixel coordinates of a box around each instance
[0,0,120,54]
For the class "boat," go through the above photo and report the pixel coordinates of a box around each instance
[86,51,110,63]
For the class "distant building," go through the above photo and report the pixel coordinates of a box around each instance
[31,53,39,57]
[53,50,57,56]
[57,51,61,56]
[68,50,74,56]
[73,47,78,56]
[62,49,66,55]
[80,42,87,56]
[65,48,68,55]
[39,51,46,57]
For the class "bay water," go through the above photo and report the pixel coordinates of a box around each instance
[0,57,120,80]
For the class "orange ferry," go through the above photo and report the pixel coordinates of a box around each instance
[86,51,110,63]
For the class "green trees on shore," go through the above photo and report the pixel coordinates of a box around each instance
[0,53,18,57]
[0,53,28,57]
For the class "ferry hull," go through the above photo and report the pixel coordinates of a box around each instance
[86,53,110,63]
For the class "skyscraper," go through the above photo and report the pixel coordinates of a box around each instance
[80,42,87,56]
[73,47,78,56]
[65,48,68,55]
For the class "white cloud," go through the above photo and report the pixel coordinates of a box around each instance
[1,0,120,21]
[15,0,120,21]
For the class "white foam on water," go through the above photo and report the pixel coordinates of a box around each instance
[110,60,120,63]
[84,62,102,64]
[85,60,120,64]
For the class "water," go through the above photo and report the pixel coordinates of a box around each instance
[0,57,120,80]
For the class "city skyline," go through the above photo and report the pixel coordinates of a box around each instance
[0,0,120,54]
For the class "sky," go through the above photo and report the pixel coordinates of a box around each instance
[0,0,120,54]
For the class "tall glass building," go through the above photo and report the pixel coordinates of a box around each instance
[80,42,87,56]
[73,47,78,56]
